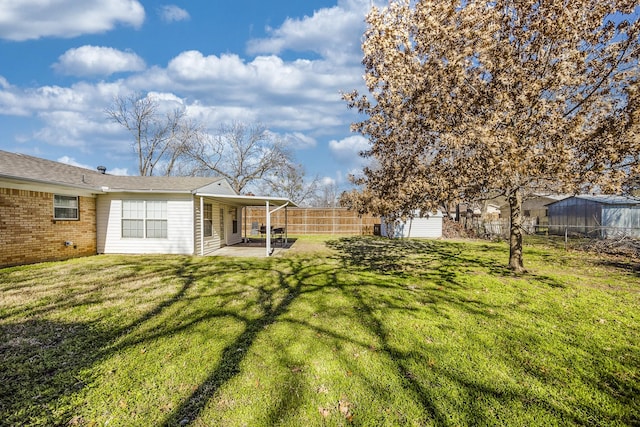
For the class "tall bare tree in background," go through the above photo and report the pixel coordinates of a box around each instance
[106,93,202,176]
[345,0,640,272]
[187,122,294,193]
[260,163,320,206]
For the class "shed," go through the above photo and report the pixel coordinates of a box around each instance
[547,195,640,238]
[381,210,443,238]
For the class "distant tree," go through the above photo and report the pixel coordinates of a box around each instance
[187,122,293,193]
[345,0,640,271]
[311,180,341,208]
[105,93,202,176]
[260,163,320,206]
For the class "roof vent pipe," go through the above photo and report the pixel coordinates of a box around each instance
[97,166,107,174]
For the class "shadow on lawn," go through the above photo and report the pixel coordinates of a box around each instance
[1,254,332,426]
[0,319,102,425]
[326,236,513,282]
[3,241,636,425]
[161,257,328,426]
[0,257,202,425]
[324,236,636,425]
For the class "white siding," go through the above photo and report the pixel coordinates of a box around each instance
[196,179,237,195]
[381,212,443,238]
[225,205,243,246]
[194,198,222,255]
[97,193,195,254]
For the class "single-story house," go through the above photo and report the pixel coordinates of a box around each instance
[381,210,443,238]
[0,150,293,267]
[547,194,640,238]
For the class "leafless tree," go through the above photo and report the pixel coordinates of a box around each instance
[187,122,294,193]
[311,180,341,208]
[105,93,202,176]
[260,163,320,206]
[345,0,640,271]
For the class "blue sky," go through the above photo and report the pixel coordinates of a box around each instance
[0,0,378,187]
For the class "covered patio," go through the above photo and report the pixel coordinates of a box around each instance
[210,237,297,257]
[194,192,296,257]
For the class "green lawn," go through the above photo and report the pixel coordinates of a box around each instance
[0,236,638,426]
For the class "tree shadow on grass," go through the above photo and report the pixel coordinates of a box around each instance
[326,236,511,278]
[161,257,330,426]
[0,257,218,425]
[326,236,638,425]
[0,319,103,425]
[327,236,567,289]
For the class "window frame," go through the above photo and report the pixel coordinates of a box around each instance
[53,195,79,220]
[121,200,168,239]
[203,203,213,238]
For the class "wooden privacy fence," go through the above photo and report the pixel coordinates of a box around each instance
[244,207,379,235]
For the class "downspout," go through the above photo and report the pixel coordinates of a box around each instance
[200,196,204,256]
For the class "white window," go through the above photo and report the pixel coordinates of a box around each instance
[54,195,79,220]
[203,203,213,237]
[122,200,167,238]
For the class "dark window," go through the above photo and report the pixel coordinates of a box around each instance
[54,195,79,220]
[204,203,213,237]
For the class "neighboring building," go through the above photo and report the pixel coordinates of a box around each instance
[499,194,570,225]
[0,151,292,267]
[381,210,443,238]
[547,194,640,238]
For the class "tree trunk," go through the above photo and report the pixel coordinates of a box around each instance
[508,190,526,272]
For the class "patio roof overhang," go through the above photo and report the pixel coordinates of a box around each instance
[193,192,297,208]
[194,192,297,256]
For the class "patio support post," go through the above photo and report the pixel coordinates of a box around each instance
[200,196,204,256]
[266,200,271,256]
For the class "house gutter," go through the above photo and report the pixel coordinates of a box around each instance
[0,174,104,194]
[102,189,194,194]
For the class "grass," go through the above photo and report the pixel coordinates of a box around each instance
[0,235,638,426]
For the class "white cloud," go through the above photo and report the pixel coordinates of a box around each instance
[0,0,145,41]
[284,132,317,149]
[247,0,372,64]
[158,5,190,23]
[329,135,370,167]
[58,156,129,175]
[0,1,380,178]
[321,176,336,187]
[58,155,96,169]
[53,46,146,77]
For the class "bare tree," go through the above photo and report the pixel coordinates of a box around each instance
[260,163,320,206]
[106,93,201,176]
[345,0,640,272]
[311,179,341,208]
[187,122,293,193]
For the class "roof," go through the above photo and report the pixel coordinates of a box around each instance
[195,192,297,207]
[574,194,640,205]
[548,194,640,206]
[0,150,105,190]
[95,175,225,192]
[0,150,223,193]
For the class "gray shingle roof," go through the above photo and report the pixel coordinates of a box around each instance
[0,150,223,192]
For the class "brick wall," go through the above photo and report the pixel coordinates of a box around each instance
[0,188,97,267]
